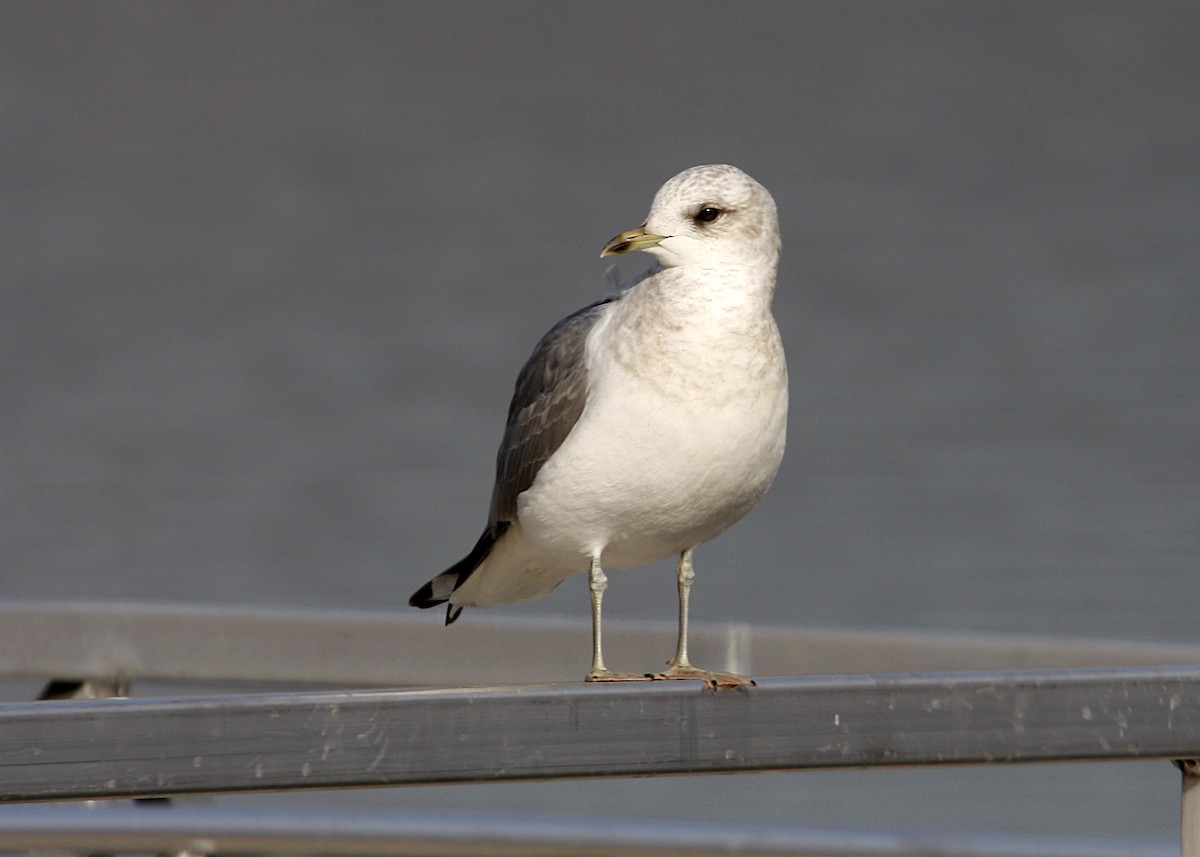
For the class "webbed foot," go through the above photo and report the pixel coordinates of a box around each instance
[653,664,756,690]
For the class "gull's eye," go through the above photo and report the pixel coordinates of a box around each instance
[694,206,723,224]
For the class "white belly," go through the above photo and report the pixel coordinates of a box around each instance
[452,266,788,610]
[518,318,787,568]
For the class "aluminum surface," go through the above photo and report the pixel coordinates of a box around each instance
[2,600,1200,687]
[0,805,1175,857]
[2,668,1199,802]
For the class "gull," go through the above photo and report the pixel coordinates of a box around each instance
[410,164,787,688]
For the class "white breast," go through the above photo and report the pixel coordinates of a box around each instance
[517,264,788,568]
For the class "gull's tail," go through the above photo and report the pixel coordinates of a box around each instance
[409,523,506,625]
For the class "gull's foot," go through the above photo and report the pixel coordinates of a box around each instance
[653,664,756,690]
[586,669,655,683]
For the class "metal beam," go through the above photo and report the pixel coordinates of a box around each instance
[3,600,1200,687]
[3,667,1200,802]
[1182,759,1200,857]
[0,805,1175,857]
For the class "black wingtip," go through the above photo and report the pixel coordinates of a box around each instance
[410,526,502,614]
[410,583,463,624]
[408,581,441,610]
[411,525,505,623]
[409,580,462,625]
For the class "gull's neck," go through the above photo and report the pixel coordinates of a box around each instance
[631,261,779,319]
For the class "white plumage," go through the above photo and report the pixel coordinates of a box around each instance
[411,164,787,687]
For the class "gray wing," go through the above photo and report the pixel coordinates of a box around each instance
[488,295,617,528]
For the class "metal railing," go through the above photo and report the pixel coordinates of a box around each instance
[4,599,1200,686]
[4,667,1200,800]
[0,804,1178,857]
[0,600,1197,856]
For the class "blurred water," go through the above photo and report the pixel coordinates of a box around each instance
[2,1,1198,843]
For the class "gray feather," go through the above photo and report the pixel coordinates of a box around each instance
[488,296,616,527]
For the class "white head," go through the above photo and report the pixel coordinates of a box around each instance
[601,164,780,272]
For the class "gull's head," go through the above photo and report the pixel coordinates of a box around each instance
[601,164,780,271]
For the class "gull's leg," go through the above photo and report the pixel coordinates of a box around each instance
[587,556,610,677]
[656,549,755,689]
[585,555,651,682]
[670,546,697,671]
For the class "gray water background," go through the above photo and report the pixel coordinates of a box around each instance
[2,1,1198,842]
